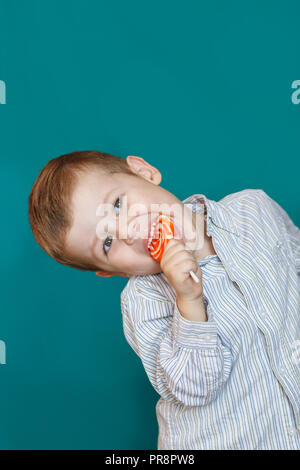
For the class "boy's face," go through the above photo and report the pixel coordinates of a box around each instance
[65,156,198,277]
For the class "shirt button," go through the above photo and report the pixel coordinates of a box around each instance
[280,366,285,374]
[288,427,295,436]
[261,311,267,318]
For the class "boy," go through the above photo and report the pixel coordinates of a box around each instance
[28,150,300,450]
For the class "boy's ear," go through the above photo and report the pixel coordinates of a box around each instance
[95,271,132,278]
[126,155,161,185]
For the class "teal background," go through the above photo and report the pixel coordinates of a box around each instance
[0,0,299,450]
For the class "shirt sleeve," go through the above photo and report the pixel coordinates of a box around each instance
[256,190,300,276]
[121,286,233,407]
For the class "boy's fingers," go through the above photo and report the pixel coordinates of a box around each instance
[173,257,198,274]
[163,238,185,255]
[161,239,185,266]
[167,251,194,269]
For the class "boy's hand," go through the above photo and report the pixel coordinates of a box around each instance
[160,238,203,302]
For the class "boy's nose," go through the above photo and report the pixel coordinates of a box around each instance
[117,216,147,244]
[120,219,138,245]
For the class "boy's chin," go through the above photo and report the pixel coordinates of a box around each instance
[95,264,161,278]
[95,271,131,278]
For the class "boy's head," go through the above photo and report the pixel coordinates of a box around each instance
[28,150,193,278]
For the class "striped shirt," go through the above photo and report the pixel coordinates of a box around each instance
[120,189,300,450]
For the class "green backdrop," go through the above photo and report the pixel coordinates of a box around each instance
[0,0,299,450]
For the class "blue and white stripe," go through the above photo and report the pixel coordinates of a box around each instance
[120,189,300,449]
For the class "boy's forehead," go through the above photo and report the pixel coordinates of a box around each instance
[74,169,141,205]
[65,173,106,262]
[77,167,111,188]
[73,169,113,203]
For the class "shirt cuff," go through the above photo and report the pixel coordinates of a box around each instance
[173,297,219,349]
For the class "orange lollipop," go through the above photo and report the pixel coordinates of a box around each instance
[148,214,175,261]
[148,214,200,283]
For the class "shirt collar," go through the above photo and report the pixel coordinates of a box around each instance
[182,193,240,238]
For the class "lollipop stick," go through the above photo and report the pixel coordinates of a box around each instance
[189,270,200,283]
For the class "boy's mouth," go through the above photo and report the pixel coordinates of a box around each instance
[143,214,184,255]
[147,215,160,249]
[147,214,182,249]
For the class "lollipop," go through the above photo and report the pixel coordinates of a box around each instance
[148,214,200,283]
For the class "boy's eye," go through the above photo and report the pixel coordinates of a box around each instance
[103,235,113,255]
[103,196,122,255]
[114,196,122,214]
